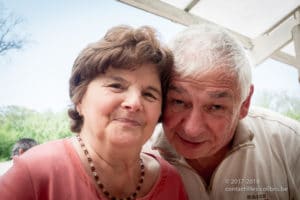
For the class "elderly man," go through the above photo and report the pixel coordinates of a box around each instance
[152,24,300,200]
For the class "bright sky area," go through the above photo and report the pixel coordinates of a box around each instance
[1,0,300,112]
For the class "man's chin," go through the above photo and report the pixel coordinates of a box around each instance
[175,135,207,149]
[174,144,203,159]
[173,139,213,159]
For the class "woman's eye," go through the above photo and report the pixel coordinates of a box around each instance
[108,83,123,89]
[106,83,125,91]
[143,92,157,101]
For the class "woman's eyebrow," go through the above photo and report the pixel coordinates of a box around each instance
[107,76,127,83]
[147,86,162,96]
[108,75,161,96]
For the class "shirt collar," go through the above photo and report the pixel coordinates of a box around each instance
[231,119,254,149]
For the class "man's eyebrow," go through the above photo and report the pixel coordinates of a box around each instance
[207,91,233,99]
[169,85,187,94]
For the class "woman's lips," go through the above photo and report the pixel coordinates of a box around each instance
[114,117,143,126]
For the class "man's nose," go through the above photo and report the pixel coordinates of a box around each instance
[121,90,143,112]
[182,109,206,138]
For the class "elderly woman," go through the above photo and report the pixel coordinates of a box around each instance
[0,25,187,200]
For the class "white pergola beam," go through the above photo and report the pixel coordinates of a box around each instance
[117,0,253,49]
[117,0,207,25]
[271,50,299,68]
[251,11,299,66]
[117,0,298,69]
[292,8,300,82]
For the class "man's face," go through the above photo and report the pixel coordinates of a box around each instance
[163,70,249,159]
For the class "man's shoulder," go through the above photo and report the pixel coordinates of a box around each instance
[242,106,300,160]
[247,106,300,135]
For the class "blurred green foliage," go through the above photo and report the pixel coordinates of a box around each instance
[0,106,72,161]
[252,91,300,121]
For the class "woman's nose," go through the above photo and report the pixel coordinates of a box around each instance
[121,91,143,112]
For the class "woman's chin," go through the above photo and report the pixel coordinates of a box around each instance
[110,136,141,148]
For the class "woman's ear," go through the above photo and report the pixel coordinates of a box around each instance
[239,84,254,119]
[76,104,82,116]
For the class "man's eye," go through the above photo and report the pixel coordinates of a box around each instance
[172,99,184,105]
[211,105,223,110]
[170,99,187,107]
[206,105,224,112]
[167,98,190,112]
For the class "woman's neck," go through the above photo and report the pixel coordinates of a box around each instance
[84,133,141,166]
[73,135,144,198]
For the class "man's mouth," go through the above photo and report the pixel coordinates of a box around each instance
[176,133,206,145]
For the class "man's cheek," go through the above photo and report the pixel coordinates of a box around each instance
[162,110,180,130]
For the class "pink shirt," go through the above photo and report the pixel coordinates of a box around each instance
[0,138,187,200]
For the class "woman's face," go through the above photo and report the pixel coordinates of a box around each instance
[77,64,162,149]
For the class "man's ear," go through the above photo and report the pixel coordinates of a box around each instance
[239,84,254,119]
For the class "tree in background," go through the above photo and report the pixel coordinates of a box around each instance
[0,2,26,56]
[252,90,300,121]
[0,106,72,161]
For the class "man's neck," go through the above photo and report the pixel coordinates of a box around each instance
[186,144,230,186]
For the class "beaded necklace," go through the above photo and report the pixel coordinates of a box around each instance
[76,135,145,200]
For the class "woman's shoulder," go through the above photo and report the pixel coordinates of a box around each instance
[13,137,74,171]
[141,152,188,199]
[143,152,179,176]
[21,138,70,159]
[142,152,184,186]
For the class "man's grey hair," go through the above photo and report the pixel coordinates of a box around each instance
[169,23,253,101]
